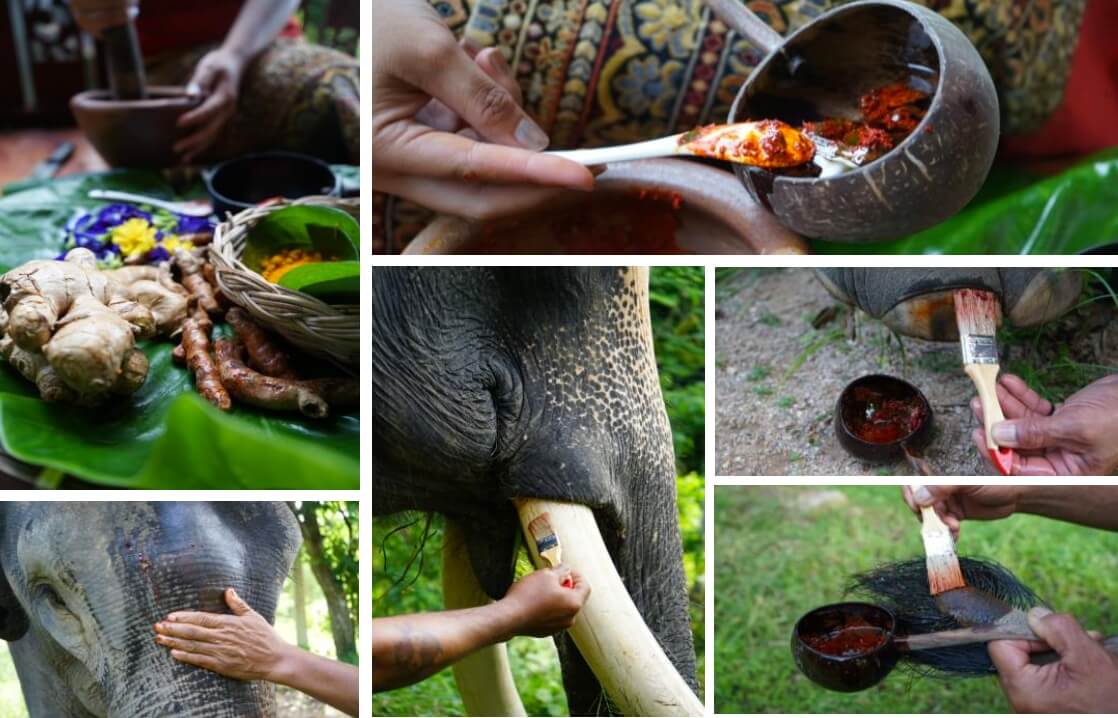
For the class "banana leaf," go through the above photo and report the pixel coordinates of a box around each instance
[811,148,1118,254]
[0,170,359,488]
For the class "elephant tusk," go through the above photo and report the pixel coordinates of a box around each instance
[442,519,528,717]
[515,498,704,717]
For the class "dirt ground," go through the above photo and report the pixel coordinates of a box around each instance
[715,268,1118,476]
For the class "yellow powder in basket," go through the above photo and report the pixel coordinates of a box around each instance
[261,248,326,283]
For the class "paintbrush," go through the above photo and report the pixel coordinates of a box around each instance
[524,512,575,588]
[912,486,966,596]
[954,289,1014,476]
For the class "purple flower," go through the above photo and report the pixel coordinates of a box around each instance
[176,215,215,234]
[147,245,171,263]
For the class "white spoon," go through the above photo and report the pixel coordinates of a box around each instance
[87,189,213,217]
[547,120,815,168]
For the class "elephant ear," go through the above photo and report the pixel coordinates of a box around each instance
[0,566,29,641]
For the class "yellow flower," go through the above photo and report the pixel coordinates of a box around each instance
[110,218,157,259]
[160,235,195,254]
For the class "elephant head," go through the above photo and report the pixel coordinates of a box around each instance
[373,267,700,715]
[0,502,301,718]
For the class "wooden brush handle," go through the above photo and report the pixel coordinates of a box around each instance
[918,503,949,533]
[901,623,1038,650]
[966,363,1004,450]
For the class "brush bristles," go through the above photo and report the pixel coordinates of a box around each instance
[926,554,966,595]
[526,514,561,566]
[955,289,1001,365]
[921,521,965,594]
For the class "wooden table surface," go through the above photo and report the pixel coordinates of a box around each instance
[0,128,107,187]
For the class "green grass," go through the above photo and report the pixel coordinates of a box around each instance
[714,486,1118,713]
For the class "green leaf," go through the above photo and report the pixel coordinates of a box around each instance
[810,149,1118,254]
[241,205,359,271]
[0,170,359,488]
[277,260,360,300]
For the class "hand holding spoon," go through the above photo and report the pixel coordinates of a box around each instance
[548,120,815,169]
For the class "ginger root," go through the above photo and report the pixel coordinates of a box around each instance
[0,249,172,404]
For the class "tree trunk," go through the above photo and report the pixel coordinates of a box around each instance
[292,552,309,650]
[292,502,356,662]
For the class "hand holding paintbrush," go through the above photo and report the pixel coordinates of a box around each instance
[955,289,1015,475]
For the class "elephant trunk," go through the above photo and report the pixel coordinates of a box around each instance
[516,499,702,717]
[108,652,276,718]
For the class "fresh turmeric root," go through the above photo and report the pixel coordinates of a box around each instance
[0,248,173,404]
[175,249,220,316]
[225,308,299,379]
[213,339,329,418]
[181,306,230,411]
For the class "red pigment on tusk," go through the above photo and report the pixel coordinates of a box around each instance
[990,447,1014,476]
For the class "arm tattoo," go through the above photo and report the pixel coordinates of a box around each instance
[391,624,443,672]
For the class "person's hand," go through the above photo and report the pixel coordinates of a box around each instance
[499,565,590,638]
[902,485,1021,539]
[372,0,594,221]
[175,48,246,163]
[970,373,1118,475]
[989,607,1118,712]
[154,588,293,682]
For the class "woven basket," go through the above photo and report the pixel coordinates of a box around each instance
[209,196,359,367]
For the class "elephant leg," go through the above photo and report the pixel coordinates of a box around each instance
[442,519,527,717]
[515,499,704,717]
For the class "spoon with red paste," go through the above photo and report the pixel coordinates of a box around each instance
[548,120,815,169]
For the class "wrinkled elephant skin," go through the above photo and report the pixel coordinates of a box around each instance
[0,502,301,718]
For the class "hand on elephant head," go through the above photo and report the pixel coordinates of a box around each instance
[815,269,1083,341]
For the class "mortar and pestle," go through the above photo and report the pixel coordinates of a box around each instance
[834,374,935,474]
[68,0,200,168]
[705,0,999,241]
[793,601,1118,692]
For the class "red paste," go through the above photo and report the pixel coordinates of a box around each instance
[473,191,686,253]
[798,81,930,166]
[847,386,925,444]
[803,625,889,657]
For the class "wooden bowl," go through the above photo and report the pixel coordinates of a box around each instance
[70,86,201,168]
[405,159,806,255]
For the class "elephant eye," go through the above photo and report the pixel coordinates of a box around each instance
[34,583,67,611]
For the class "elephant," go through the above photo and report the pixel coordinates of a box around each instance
[372,267,701,716]
[815,268,1083,341]
[0,502,301,718]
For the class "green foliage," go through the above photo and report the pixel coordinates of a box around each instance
[304,501,360,652]
[241,205,359,301]
[811,149,1118,254]
[0,172,359,487]
[999,270,1118,403]
[714,486,1118,712]
[649,267,705,475]
[676,471,706,674]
